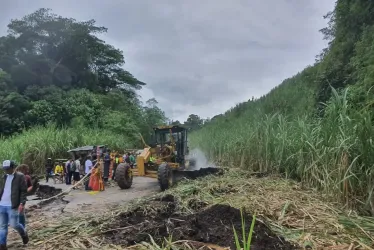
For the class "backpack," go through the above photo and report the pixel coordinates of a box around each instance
[71,161,77,172]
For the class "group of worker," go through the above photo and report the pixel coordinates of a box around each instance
[0,150,141,249]
[45,150,138,189]
[45,156,95,190]
[45,158,83,187]
[0,149,141,249]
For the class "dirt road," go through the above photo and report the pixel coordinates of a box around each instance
[28,177,159,213]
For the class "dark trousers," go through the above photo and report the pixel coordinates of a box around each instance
[46,169,52,182]
[103,162,110,182]
[65,171,73,185]
[85,173,92,190]
[112,163,118,180]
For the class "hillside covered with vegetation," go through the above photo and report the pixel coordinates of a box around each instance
[191,0,374,214]
[0,9,167,169]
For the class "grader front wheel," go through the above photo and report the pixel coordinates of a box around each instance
[158,163,174,191]
[116,163,133,189]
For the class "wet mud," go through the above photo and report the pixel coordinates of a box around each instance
[101,195,297,249]
[36,184,62,199]
[173,167,223,182]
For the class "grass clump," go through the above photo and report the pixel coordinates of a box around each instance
[233,209,256,250]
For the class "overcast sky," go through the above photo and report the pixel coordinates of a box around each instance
[1,0,335,122]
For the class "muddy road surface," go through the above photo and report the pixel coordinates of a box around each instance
[27,176,159,214]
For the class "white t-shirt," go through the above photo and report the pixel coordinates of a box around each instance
[0,174,14,206]
[75,160,81,173]
[85,160,93,174]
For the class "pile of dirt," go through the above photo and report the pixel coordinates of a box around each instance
[173,167,224,182]
[101,196,297,249]
[36,184,62,199]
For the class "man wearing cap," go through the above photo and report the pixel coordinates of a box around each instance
[0,160,29,249]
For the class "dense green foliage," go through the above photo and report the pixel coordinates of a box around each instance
[0,8,166,141]
[191,0,374,213]
[0,9,168,173]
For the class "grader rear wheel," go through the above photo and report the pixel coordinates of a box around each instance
[158,163,174,191]
[116,163,133,189]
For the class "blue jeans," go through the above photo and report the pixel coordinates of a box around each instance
[0,205,26,245]
[19,211,26,228]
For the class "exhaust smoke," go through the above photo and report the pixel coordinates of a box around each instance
[187,148,216,171]
[174,148,221,181]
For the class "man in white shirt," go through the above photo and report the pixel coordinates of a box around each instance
[0,160,29,249]
[85,157,93,175]
[84,156,93,191]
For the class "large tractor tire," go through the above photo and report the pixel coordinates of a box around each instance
[116,163,133,189]
[158,163,174,191]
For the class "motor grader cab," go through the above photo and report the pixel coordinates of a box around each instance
[116,125,197,191]
[153,125,189,165]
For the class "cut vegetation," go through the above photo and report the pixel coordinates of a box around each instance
[13,169,374,249]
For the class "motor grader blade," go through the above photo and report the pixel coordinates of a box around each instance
[174,167,221,180]
[158,165,221,191]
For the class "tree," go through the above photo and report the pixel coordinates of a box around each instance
[0,70,31,135]
[171,120,182,126]
[0,9,164,137]
[316,1,374,108]
[0,8,145,95]
[140,98,167,140]
[184,114,203,131]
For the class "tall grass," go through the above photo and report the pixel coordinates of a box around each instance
[191,87,374,213]
[0,125,134,174]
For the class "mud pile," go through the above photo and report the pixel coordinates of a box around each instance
[174,167,223,180]
[101,196,297,249]
[36,184,62,199]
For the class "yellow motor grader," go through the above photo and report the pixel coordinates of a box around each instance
[115,125,218,191]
